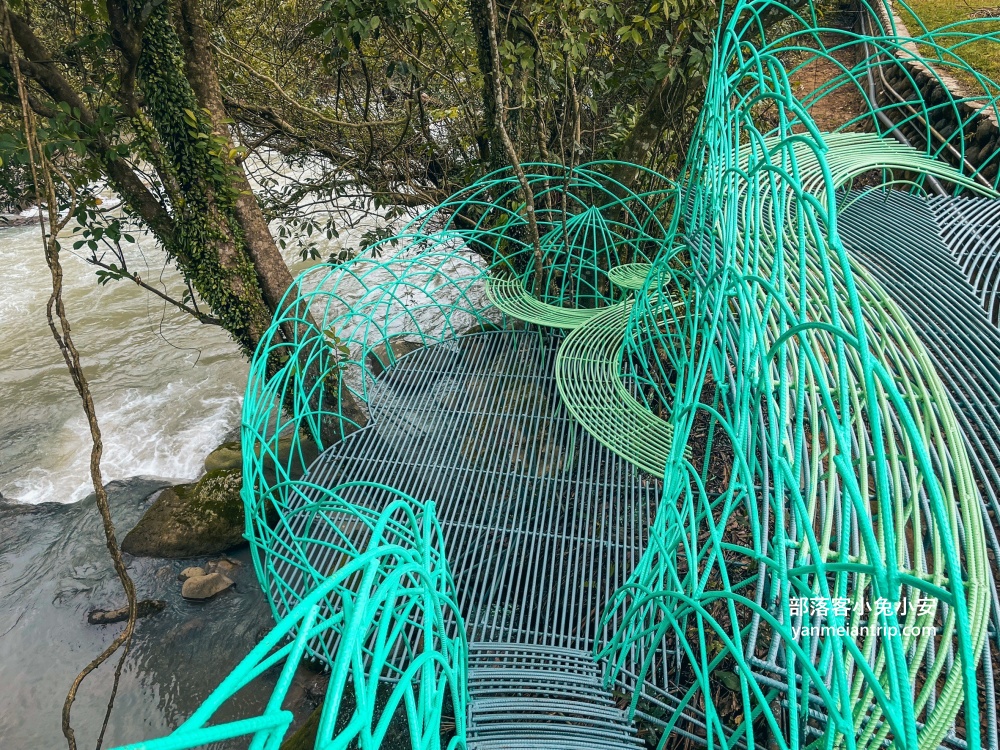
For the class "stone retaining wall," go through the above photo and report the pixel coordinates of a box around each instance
[868,1,999,185]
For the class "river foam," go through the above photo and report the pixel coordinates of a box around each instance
[0,222,253,503]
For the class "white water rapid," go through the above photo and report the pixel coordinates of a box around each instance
[0,211,319,503]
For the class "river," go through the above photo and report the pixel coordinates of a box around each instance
[0,204,350,748]
[0,478,322,748]
[0,212,318,505]
[0,181,494,747]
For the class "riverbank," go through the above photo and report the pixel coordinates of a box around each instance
[0,473,324,748]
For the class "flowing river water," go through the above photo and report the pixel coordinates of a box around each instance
[0,211,351,747]
[1,218,257,505]
[0,193,489,747]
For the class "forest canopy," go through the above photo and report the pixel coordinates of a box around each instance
[1,0,720,358]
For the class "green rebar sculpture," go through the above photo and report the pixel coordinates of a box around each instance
[590,2,998,749]
[112,484,466,750]
[110,0,1000,748]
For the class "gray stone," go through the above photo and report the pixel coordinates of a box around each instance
[0,213,35,228]
[204,442,242,473]
[366,338,423,377]
[181,572,234,600]
[975,120,996,147]
[178,566,207,581]
[121,469,245,558]
[88,599,166,625]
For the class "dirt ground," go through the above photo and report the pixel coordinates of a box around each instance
[789,30,870,131]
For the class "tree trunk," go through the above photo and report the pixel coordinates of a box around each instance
[612,75,695,192]
[172,0,296,316]
[167,0,367,434]
[468,0,504,171]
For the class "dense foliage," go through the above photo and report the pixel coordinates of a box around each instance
[1,0,719,343]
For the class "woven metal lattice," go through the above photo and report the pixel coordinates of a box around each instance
[590,3,999,750]
[110,0,1000,748]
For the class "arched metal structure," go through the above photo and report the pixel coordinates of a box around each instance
[111,1,1000,749]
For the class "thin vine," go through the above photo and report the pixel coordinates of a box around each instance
[1,3,138,749]
[484,0,545,295]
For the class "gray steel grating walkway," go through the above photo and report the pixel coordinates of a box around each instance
[929,195,1000,325]
[268,331,666,713]
[466,642,646,749]
[839,189,1000,749]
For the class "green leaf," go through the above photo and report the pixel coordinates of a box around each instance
[714,671,741,691]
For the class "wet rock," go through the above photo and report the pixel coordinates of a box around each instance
[166,618,205,642]
[0,213,35,228]
[204,442,242,473]
[205,558,240,576]
[88,598,166,625]
[259,434,320,490]
[366,338,423,376]
[456,334,502,373]
[280,681,414,749]
[181,572,234,601]
[280,703,322,750]
[301,673,329,705]
[435,380,465,410]
[975,119,996,147]
[121,469,245,558]
[178,566,206,581]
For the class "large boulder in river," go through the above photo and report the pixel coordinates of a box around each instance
[121,469,245,558]
[204,436,320,489]
[204,442,242,473]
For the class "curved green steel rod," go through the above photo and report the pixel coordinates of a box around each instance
[112,485,466,750]
[110,0,1000,747]
[590,2,996,748]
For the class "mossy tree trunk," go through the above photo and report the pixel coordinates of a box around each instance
[7,0,295,358]
[118,0,290,357]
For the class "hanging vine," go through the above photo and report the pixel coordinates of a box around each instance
[1,4,136,749]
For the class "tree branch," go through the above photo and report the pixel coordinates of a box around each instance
[213,43,410,129]
[223,95,358,165]
[5,10,178,245]
[87,257,223,326]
